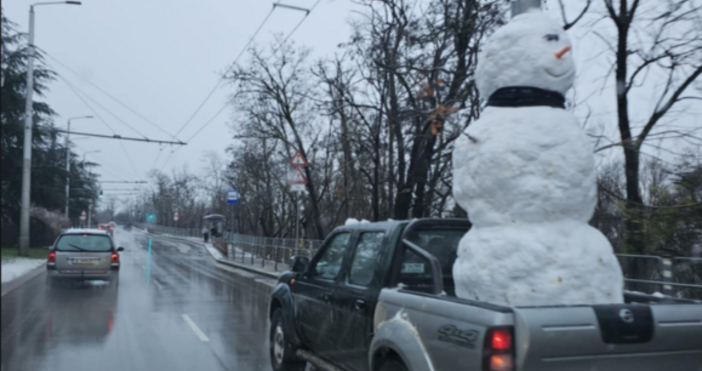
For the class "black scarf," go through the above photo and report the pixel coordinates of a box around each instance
[487,86,565,109]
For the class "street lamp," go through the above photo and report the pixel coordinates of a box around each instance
[81,150,99,228]
[19,1,82,254]
[82,150,100,166]
[65,115,92,218]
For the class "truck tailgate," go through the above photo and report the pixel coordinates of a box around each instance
[514,303,702,371]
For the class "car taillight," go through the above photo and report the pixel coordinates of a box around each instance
[47,251,56,264]
[111,252,119,264]
[98,226,103,230]
[483,328,514,371]
[109,227,114,231]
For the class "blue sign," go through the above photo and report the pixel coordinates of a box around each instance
[227,190,239,204]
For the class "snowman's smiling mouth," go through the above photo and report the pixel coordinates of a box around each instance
[545,67,572,78]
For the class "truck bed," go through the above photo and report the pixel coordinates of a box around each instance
[375,288,702,371]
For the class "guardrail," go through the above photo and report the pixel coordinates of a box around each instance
[134,223,702,298]
[616,254,702,299]
[135,223,323,274]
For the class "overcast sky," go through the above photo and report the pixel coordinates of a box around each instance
[4,0,700,210]
[4,0,358,202]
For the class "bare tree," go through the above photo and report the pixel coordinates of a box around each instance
[598,0,702,256]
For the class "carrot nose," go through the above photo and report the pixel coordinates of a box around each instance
[555,46,571,59]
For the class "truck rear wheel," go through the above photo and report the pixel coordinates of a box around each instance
[270,308,305,371]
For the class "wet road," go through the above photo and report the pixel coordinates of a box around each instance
[1,227,273,371]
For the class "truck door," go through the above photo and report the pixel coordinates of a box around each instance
[333,231,386,371]
[292,232,352,357]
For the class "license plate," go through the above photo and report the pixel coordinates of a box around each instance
[73,258,96,265]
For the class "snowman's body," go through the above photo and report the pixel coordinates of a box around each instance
[451,9,623,307]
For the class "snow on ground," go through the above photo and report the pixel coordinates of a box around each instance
[206,245,224,260]
[1,258,44,283]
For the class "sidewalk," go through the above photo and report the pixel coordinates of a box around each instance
[152,234,284,279]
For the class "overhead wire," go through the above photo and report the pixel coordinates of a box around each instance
[178,0,323,147]
[42,49,182,142]
[173,4,279,139]
[62,77,150,139]
[55,71,140,177]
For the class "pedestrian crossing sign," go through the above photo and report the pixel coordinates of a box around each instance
[289,167,307,184]
[289,150,308,166]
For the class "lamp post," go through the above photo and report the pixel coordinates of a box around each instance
[19,1,82,254]
[82,150,100,166]
[82,149,99,229]
[65,115,92,218]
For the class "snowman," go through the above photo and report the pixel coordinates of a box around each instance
[451,3,623,307]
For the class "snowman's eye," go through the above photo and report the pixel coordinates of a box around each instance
[543,34,559,41]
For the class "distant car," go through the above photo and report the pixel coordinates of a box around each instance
[123,223,132,231]
[46,229,124,287]
[98,223,114,236]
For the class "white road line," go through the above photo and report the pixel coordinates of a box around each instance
[153,279,163,290]
[182,314,210,342]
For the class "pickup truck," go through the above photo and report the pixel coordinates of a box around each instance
[268,218,702,371]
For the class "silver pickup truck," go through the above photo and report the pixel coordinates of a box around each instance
[269,218,702,371]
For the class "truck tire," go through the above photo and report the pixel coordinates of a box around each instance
[270,308,306,371]
[378,357,409,371]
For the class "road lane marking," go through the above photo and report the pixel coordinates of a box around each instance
[153,279,163,290]
[182,314,209,342]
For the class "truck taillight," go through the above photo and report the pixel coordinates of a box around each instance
[47,251,56,264]
[111,252,119,264]
[483,328,515,371]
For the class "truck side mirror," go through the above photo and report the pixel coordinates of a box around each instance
[291,256,309,273]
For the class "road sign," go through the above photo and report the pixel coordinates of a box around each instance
[289,150,308,167]
[288,168,307,184]
[80,210,87,221]
[290,183,306,192]
[173,212,179,222]
[227,190,239,204]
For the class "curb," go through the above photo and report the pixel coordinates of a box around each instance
[216,257,279,280]
[1,263,45,297]
[151,234,281,280]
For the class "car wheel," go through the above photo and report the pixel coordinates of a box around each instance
[270,308,305,371]
[378,357,409,371]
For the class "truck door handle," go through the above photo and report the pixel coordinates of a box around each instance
[355,300,366,310]
[320,292,332,302]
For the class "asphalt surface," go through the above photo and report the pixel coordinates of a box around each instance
[1,227,273,371]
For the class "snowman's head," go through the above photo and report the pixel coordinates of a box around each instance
[476,9,575,99]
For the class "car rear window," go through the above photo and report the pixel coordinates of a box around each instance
[56,234,113,252]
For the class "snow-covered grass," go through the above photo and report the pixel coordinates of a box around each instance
[1,247,48,261]
[1,257,45,283]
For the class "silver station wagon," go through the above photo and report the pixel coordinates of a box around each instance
[46,229,125,287]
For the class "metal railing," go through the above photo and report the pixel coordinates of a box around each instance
[616,254,702,299]
[134,223,323,274]
[133,223,702,298]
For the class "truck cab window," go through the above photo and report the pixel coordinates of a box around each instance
[349,232,385,286]
[311,232,350,280]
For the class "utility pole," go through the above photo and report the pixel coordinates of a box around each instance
[18,5,37,254]
[65,115,92,218]
[88,200,93,228]
[295,193,300,244]
[19,1,82,254]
